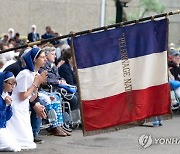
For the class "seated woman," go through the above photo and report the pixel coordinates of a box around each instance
[58,48,76,86]
[39,45,78,111]
[0,71,21,152]
[58,48,81,126]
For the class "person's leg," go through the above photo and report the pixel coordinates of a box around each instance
[152,116,159,126]
[30,96,45,144]
[51,101,63,127]
[157,116,163,126]
[42,93,70,136]
[51,99,72,133]
[63,93,78,111]
[30,107,43,143]
[45,104,68,137]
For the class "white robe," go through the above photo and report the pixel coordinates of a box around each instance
[7,69,36,150]
[0,128,21,152]
[0,92,21,152]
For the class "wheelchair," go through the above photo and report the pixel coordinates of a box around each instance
[171,90,180,113]
[39,84,81,129]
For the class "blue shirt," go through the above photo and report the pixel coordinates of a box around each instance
[0,96,13,128]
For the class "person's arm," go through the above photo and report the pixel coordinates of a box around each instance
[46,64,61,85]
[29,86,38,102]
[6,105,13,121]
[27,33,31,42]
[19,74,43,101]
[39,62,59,85]
[37,33,40,40]
[30,96,47,119]
[0,97,13,122]
[46,73,60,85]
[57,60,65,67]
[58,64,75,85]
[33,102,47,119]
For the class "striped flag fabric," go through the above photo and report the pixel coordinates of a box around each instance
[73,19,171,136]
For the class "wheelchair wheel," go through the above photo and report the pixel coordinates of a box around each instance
[70,123,80,129]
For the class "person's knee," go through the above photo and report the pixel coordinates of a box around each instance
[70,95,78,110]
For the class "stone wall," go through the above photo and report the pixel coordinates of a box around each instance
[0,0,102,36]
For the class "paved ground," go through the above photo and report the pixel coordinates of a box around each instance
[2,112,180,154]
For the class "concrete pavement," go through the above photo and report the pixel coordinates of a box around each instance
[2,113,180,154]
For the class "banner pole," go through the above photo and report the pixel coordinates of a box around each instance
[0,10,180,54]
[70,33,86,135]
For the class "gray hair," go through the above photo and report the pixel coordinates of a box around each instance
[43,46,56,55]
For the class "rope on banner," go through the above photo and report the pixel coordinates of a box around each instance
[135,19,139,24]
[166,12,170,19]
[104,26,108,30]
[0,10,180,54]
[151,16,155,20]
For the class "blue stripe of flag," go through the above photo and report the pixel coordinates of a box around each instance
[73,19,168,69]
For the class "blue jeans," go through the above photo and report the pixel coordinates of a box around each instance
[152,116,163,126]
[30,97,44,138]
[62,92,79,111]
[30,107,42,138]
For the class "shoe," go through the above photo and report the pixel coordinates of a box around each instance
[152,121,159,127]
[159,121,163,126]
[50,127,67,137]
[34,137,44,144]
[58,126,71,136]
[62,123,72,132]
[159,123,163,126]
[172,103,180,110]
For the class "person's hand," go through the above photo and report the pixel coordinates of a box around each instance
[33,102,47,119]
[33,74,42,86]
[33,72,47,87]
[57,60,65,67]
[40,70,47,84]
[4,96,12,105]
[59,79,67,85]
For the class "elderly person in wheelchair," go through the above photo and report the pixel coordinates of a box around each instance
[39,45,79,112]
[38,90,72,136]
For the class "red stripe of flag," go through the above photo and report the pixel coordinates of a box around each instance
[82,83,170,131]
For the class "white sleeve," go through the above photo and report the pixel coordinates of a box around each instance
[16,70,34,93]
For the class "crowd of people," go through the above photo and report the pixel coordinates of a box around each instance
[0,25,68,68]
[0,25,180,151]
[0,25,80,152]
[168,43,180,110]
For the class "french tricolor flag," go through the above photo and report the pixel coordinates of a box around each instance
[73,19,171,135]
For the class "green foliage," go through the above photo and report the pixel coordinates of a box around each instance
[127,0,166,20]
[127,11,140,21]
